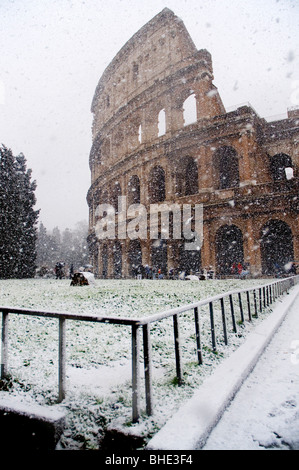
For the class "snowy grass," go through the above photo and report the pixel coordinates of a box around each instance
[0,277,273,449]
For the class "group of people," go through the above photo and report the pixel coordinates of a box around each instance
[55,262,74,279]
[231,262,250,279]
[132,265,212,280]
[133,264,165,280]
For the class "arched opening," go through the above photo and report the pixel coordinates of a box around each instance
[110,182,121,211]
[176,156,198,197]
[128,175,140,205]
[183,94,197,126]
[138,124,142,144]
[128,239,142,277]
[178,242,201,275]
[261,220,294,275]
[113,241,122,278]
[101,190,109,205]
[214,146,240,189]
[185,158,198,196]
[102,244,108,278]
[151,240,167,276]
[149,166,165,203]
[216,225,244,275]
[158,109,166,136]
[270,153,293,181]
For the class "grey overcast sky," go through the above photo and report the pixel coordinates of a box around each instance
[0,0,298,230]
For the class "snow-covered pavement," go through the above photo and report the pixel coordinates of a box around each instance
[147,284,299,450]
[203,285,299,450]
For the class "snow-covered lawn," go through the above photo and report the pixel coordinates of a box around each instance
[0,277,274,449]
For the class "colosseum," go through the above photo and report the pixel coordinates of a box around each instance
[87,8,299,279]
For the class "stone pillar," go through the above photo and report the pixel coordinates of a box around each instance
[244,218,262,276]
[97,243,103,279]
[107,241,114,278]
[122,239,129,278]
[235,134,254,185]
[201,221,212,271]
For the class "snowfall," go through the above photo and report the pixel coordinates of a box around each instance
[0,276,298,450]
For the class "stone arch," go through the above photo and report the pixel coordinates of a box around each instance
[151,240,167,275]
[128,175,140,205]
[260,219,294,275]
[178,242,201,275]
[102,244,108,278]
[138,124,142,144]
[213,146,240,189]
[128,239,142,277]
[149,165,166,203]
[158,108,166,136]
[215,224,244,275]
[113,241,122,278]
[102,137,110,162]
[176,156,198,196]
[185,157,199,196]
[110,181,122,211]
[101,189,109,205]
[270,153,293,181]
[183,93,197,126]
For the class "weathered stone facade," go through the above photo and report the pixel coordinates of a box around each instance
[87,8,299,278]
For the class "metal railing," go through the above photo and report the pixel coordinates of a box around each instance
[1,275,299,423]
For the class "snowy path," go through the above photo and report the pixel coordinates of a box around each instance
[147,284,299,451]
[203,286,299,450]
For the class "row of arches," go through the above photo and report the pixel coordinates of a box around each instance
[93,149,294,210]
[91,93,199,170]
[217,220,294,275]
[98,219,294,278]
[139,93,197,143]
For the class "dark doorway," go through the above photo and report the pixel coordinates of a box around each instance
[214,146,240,189]
[128,239,142,277]
[113,241,122,278]
[102,244,108,278]
[270,153,293,181]
[261,220,294,274]
[179,243,201,275]
[149,166,165,203]
[216,224,244,274]
[151,240,167,275]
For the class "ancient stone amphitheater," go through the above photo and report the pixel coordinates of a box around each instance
[87,8,299,279]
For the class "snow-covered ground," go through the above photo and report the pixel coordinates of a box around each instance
[0,277,293,449]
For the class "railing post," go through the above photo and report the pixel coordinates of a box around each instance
[253,289,258,317]
[1,311,9,379]
[194,307,203,364]
[132,324,141,423]
[246,291,252,321]
[238,293,244,323]
[58,317,66,403]
[229,294,237,333]
[142,323,153,416]
[209,302,217,352]
[173,314,183,385]
[220,298,228,345]
[269,285,272,304]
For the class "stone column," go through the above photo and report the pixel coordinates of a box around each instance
[201,221,212,271]
[244,218,262,276]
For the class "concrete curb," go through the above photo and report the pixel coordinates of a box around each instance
[146,284,299,450]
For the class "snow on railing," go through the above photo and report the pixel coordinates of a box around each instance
[1,275,299,423]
